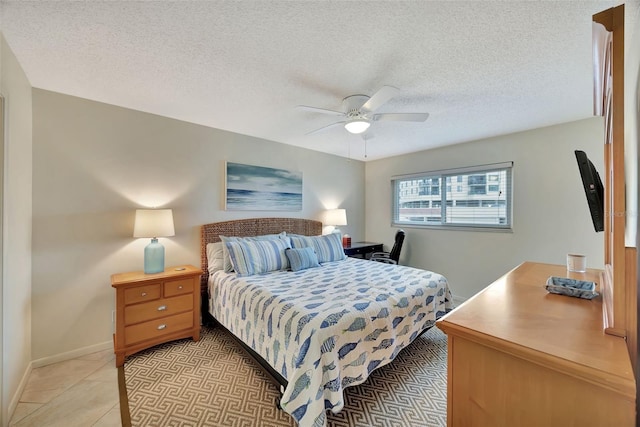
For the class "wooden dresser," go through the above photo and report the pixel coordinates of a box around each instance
[111,265,202,367]
[437,261,635,426]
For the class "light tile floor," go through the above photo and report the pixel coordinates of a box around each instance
[9,349,121,427]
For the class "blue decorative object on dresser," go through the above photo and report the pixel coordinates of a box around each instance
[133,209,175,274]
[143,238,165,274]
[545,276,599,300]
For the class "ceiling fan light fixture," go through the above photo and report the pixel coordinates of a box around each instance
[344,119,370,134]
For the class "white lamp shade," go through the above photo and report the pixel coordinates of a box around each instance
[324,208,347,226]
[344,119,370,134]
[133,209,175,238]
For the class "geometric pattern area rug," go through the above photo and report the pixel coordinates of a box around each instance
[121,325,447,427]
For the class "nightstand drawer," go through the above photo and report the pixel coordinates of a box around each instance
[124,294,193,325]
[348,247,367,255]
[124,311,194,346]
[164,278,193,297]
[343,242,383,259]
[124,283,161,305]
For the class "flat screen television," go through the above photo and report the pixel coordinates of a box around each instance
[574,150,604,232]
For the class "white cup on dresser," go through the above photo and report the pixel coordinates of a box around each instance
[566,254,587,273]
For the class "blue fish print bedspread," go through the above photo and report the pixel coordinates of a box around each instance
[209,257,453,426]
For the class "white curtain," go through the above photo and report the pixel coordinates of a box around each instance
[592,21,613,143]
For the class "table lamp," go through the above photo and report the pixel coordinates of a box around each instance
[133,209,175,274]
[324,208,347,238]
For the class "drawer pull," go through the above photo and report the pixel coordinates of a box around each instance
[157,324,167,330]
[141,292,147,297]
[178,285,183,290]
[157,305,167,311]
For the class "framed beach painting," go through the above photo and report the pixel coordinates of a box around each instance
[225,162,303,211]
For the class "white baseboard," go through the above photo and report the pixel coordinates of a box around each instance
[31,341,113,369]
[7,361,33,425]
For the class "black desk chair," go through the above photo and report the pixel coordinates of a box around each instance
[371,229,405,265]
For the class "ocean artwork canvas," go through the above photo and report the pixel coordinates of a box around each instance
[225,162,303,211]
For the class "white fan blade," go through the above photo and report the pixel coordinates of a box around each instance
[361,86,399,112]
[297,105,345,116]
[372,113,429,122]
[305,121,346,135]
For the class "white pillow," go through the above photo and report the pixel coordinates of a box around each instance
[206,242,224,275]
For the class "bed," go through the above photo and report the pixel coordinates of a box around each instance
[200,218,453,427]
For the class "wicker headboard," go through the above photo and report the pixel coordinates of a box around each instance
[200,217,323,293]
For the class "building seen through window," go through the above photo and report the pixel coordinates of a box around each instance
[393,163,512,229]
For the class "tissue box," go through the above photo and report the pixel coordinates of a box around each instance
[545,276,599,300]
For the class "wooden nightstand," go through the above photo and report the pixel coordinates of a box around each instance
[111,264,203,367]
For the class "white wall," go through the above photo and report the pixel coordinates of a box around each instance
[31,89,365,361]
[365,118,604,300]
[1,34,33,424]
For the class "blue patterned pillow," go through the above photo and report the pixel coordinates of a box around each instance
[289,233,346,263]
[285,247,321,272]
[220,232,288,272]
[225,238,291,276]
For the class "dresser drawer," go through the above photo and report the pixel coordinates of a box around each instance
[164,278,193,297]
[124,311,194,346]
[124,283,161,305]
[124,294,193,325]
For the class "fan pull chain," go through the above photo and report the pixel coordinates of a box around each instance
[364,135,368,159]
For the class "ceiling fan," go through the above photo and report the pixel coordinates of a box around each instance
[298,86,429,135]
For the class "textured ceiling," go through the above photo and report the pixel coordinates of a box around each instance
[0,1,634,161]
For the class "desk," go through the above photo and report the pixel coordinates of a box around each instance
[343,242,383,259]
[437,261,635,426]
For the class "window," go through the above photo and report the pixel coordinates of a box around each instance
[392,162,513,230]
[418,178,440,196]
[468,175,486,195]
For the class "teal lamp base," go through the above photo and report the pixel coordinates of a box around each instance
[144,238,165,274]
